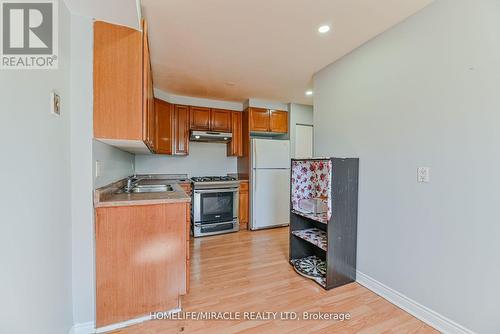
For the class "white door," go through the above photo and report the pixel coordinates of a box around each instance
[252,139,290,169]
[295,125,313,158]
[251,169,290,230]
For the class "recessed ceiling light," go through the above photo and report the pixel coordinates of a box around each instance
[318,25,330,34]
[305,90,313,96]
[195,135,201,139]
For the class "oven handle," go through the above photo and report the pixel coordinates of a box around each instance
[194,188,239,194]
[195,220,238,227]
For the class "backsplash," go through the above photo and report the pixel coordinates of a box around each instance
[135,142,237,177]
[93,140,135,188]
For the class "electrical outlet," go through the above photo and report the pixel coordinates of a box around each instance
[417,167,430,183]
[95,161,102,178]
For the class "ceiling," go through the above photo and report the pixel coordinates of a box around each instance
[64,0,141,29]
[142,0,433,105]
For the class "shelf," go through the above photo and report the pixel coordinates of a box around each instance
[291,209,328,224]
[290,256,326,288]
[291,228,327,251]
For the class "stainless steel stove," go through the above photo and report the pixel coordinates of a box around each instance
[191,176,240,237]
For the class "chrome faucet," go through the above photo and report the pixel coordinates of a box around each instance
[125,175,139,192]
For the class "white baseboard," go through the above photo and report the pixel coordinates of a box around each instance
[356,271,474,334]
[69,308,182,334]
[69,321,95,334]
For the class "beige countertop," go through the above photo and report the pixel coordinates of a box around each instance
[94,177,191,208]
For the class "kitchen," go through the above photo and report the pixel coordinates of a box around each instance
[92,19,316,332]
[3,1,493,334]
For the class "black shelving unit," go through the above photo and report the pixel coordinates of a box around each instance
[289,158,359,290]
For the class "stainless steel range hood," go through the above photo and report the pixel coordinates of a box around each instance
[190,130,232,143]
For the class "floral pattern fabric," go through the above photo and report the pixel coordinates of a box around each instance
[291,159,332,221]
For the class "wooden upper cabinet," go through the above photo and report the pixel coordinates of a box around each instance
[211,109,232,132]
[249,108,270,132]
[190,107,231,132]
[227,111,243,157]
[174,105,190,155]
[93,21,143,140]
[155,99,173,155]
[189,106,211,131]
[269,110,288,133]
[249,107,289,134]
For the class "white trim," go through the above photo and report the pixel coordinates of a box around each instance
[247,98,289,112]
[356,271,475,334]
[154,89,245,111]
[69,321,95,334]
[97,307,181,333]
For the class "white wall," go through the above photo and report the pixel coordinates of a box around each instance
[0,2,73,334]
[314,1,500,333]
[69,13,136,331]
[135,142,237,177]
[288,103,313,158]
[70,14,95,328]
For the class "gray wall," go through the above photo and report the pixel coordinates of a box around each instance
[0,2,73,333]
[288,103,313,158]
[135,142,237,177]
[93,140,135,188]
[314,1,500,333]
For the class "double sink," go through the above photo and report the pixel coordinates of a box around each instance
[117,178,175,194]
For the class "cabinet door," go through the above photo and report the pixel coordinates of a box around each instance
[174,105,190,155]
[93,21,143,140]
[269,110,288,133]
[249,107,270,132]
[239,181,249,225]
[227,111,243,156]
[95,203,186,327]
[210,109,231,132]
[189,106,211,131]
[155,99,173,155]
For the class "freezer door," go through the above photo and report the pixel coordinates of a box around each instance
[252,139,290,169]
[251,169,290,230]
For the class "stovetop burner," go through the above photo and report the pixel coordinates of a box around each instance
[191,176,237,182]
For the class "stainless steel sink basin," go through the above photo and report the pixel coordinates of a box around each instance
[117,184,174,194]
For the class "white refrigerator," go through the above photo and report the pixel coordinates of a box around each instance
[250,138,290,230]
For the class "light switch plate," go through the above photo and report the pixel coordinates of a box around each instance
[50,91,61,116]
[417,167,430,183]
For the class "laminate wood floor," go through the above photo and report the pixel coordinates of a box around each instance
[111,227,438,334]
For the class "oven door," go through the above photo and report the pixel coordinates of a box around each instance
[193,188,238,223]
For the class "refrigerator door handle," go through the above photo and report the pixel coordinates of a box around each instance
[253,140,257,169]
[254,169,257,192]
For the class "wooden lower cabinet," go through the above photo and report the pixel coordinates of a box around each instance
[95,202,190,328]
[239,181,249,229]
